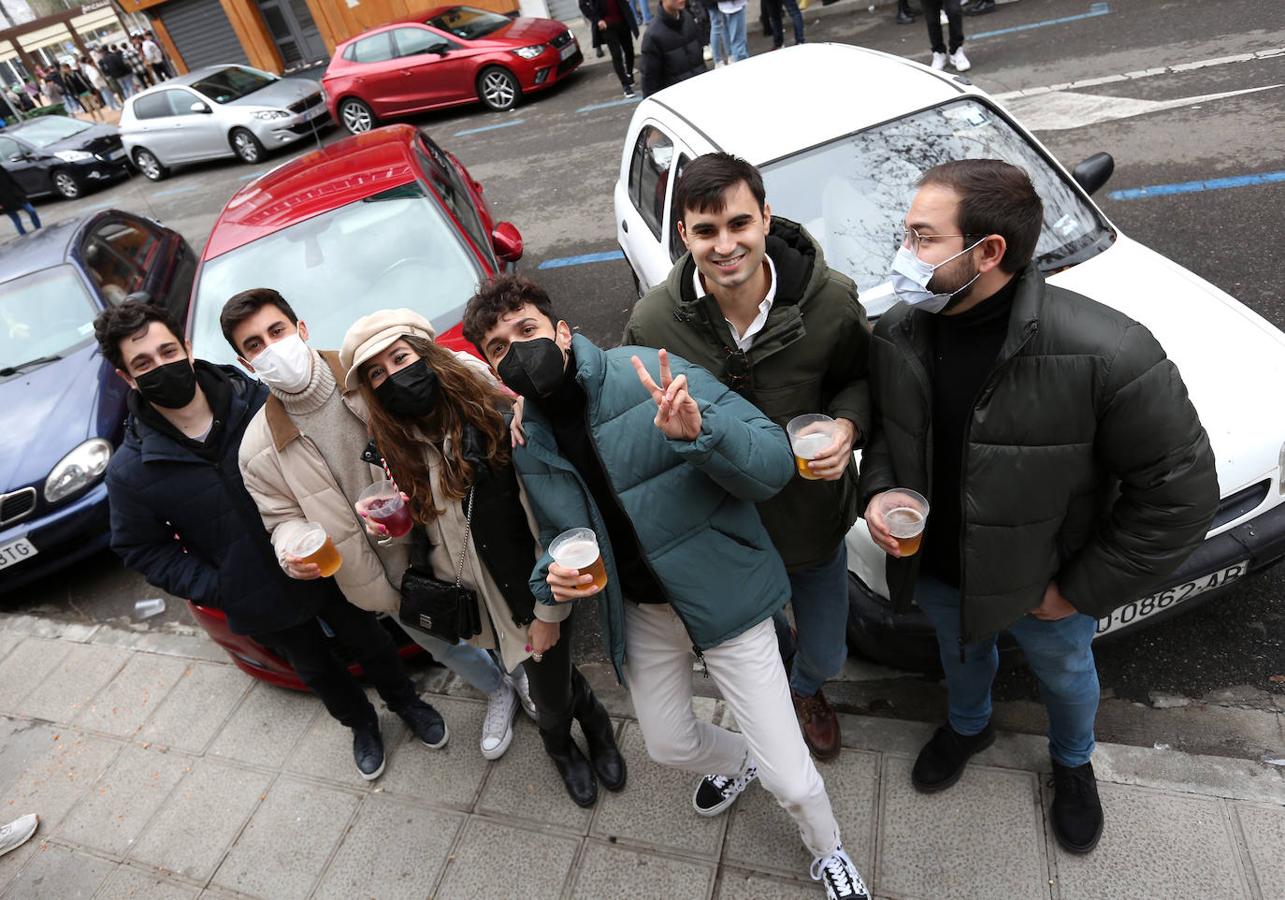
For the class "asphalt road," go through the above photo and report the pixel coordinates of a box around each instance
[5,0,1283,709]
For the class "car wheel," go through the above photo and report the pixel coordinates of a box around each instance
[133,148,169,181]
[339,98,375,135]
[477,67,521,111]
[230,128,265,164]
[51,169,82,200]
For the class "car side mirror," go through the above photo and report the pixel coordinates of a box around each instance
[1071,152,1114,195]
[491,222,524,263]
[6,153,22,163]
[190,101,211,114]
[432,45,450,56]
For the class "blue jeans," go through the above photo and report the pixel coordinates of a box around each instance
[7,203,40,235]
[404,627,506,694]
[725,8,749,61]
[915,574,1099,767]
[766,0,805,46]
[775,542,850,697]
[631,0,652,25]
[709,8,730,64]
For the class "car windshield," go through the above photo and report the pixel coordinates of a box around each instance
[14,117,92,148]
[760,98,1111,315]
[426,6,510,40]
[0,266,97,368]
[190,66,277,103]
[191,182,483,366]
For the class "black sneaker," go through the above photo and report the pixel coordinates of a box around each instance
[352,721,385,781]
[911,722,995,793]
[1050,760,1104,853]
[692,761,757,816]
[623,85,636,98]
[810,847,870,900]
[964,0,997,14]
[896,8,917,24]
[397,700,449,749]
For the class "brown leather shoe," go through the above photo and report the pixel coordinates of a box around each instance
[792,689,841,761]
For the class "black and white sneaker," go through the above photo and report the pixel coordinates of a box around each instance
[811,847,870,900]
[398,700,450,749]
[692,760,758,817]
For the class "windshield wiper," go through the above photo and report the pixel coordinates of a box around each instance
[0,355,62,376]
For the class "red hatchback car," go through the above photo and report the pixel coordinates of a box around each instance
[323,5,583,133]
[182,123,522,688]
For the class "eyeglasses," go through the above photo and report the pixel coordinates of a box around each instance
[723,347,754,399]
[894,227,984,254]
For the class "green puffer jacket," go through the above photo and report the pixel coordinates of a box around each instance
[857,265,1220,641]
[623,217,872,569]
[515,335,794,681]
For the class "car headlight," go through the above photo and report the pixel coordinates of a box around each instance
[512,44,546,59]
[45,439,112,504]
[253,109,291,120]
[54,150,94,163]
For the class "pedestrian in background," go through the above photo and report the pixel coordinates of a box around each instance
[860,159,1219,855]
[702,0,730,66]
[125,37,152,88]
[920,0,970,71]
[44,70,75,116]
[61,63,101,121]
[895,0,919,24]
[640,0,707,96]
[141,31,169,82]
[342,308,627,808]
[764,0,805,48]
[717,0,749,61]
[0,166,40,237]
[80,55,120,110]
[631,0,653,26]
[100,44,136,99]
[580,0,640,97]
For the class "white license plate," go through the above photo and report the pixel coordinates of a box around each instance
[1094,560,1248,637]
[0,537,38,571]
[109,148,126,160]
[559,42,577,60]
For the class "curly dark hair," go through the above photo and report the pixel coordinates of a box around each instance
[93,300,184,371]
[461,274,559,358]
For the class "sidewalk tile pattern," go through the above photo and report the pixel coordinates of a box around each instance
[435,817,579,898]
[1234,802,1285,900]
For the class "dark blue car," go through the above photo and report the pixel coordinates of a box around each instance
[0,210,195,592]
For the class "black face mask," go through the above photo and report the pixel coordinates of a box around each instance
[375,358,439,419]
[496,337,567,400]
[135,359,198,410]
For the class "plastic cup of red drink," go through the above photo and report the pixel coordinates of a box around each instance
[357,481,413,540]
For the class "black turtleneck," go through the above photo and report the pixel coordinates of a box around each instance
[921,275,1019,587]
[535,349,666,604]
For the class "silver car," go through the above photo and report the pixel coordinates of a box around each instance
[119,65,331,181]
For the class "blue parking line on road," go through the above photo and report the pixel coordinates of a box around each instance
[238,171,265,181]
[150,184,198,197]
[454,118,527,137]
[972,1,1109,40]
[537,250,625,270]
[1108,170,1285,201]
[576,96,643,113]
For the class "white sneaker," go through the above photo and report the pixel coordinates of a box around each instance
[811,846,870,900]
[940,10,949,24]
[692,758,758,816]
[0,814,38,859]
[510,669,538,721]
[931,52,948,70]
[950,49,971,71]
[480,679,519,760]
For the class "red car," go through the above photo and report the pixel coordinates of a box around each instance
[182,123,523,688]
[323,5,583,133]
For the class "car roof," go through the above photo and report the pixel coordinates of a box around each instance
[202,124,422,260]
[642,43,968,165]
[0,219,83,282]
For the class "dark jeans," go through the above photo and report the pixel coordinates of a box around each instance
[601,21,636,90]
[522,610,597,737]
[6,203,40,235]
[765,0,805,47]
[921,0,964,53]
[257,592,419,729]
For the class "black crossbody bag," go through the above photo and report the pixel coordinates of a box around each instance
[398,488,482,644]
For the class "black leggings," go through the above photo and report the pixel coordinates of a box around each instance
[521,609,594,737]
[920,0,964,53]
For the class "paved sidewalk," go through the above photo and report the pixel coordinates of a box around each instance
[0,616,1281,899]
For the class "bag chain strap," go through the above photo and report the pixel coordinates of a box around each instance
[453,488,475,588]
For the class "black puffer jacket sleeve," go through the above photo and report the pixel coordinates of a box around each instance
[1057,323,1220,615]
[855,325,900,511]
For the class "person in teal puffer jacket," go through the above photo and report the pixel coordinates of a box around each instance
[462,275,870,900]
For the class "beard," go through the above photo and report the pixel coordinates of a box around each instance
[927,254,980,312]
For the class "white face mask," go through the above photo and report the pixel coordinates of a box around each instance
[250,333,313,393]
[889,238,985,314]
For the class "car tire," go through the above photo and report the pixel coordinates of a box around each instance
[133,147,169,181]
[230,128,265,164]
[477,67,521,112]
[51,169,82,200]
[339,98,376,135]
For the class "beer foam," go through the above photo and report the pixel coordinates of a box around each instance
[553,539,599,570]
[291,529,327,557]
[885,507,925,538]
[792,432,832,460]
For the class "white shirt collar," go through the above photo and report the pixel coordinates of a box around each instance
[693,255,777,353]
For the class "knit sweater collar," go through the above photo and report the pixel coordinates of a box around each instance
[269,349,335,415]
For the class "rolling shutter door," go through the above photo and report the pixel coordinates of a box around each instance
[155,0,250,71]
[546,0,582,25]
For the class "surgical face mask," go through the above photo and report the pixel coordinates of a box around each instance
[496,337,567,401]
[889,238,985,314]
[374,358,439,419]
[135,358,198,410]
[250,333,313,393]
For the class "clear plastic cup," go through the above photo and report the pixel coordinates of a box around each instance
[786,414,838,480]
[357,481,413,539]
[874,489,929,557]
[548,527,608,591]
[287,522,343,577]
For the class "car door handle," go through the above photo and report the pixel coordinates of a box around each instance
[401,70,414,76]
[622,220,629,233]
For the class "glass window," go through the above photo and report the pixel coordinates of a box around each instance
[189,66,276,103]
[190,182,483,366]
[9,116,90,148]
[132,91,172,120]
[426,7,509,40]
[165,89,206,116]
[0,266,97,370]
[82,219,160,303]
[415,135,489,259]
[668,153,690,263]
[394,27,450,57]
[350,33,394,64]
[628,126,673,240]
[0,137,23,161]
[760,98,1112,311]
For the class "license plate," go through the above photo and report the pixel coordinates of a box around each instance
[109,148,126,160]
[560,42,577,60]
[1094,560,1248,637]
[0,537,38,571]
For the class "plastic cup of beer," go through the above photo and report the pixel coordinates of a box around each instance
[876,489,929,557]
[786,414,838,480]
[288,522,343,577]
[548,527,608,592]
[357,481,413,540]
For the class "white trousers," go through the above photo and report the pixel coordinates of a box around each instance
[622,601,841,858]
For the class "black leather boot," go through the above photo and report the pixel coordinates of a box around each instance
[572,672,627,791]
[541,729,598,808]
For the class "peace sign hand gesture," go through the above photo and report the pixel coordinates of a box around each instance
[631,349,702,441]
